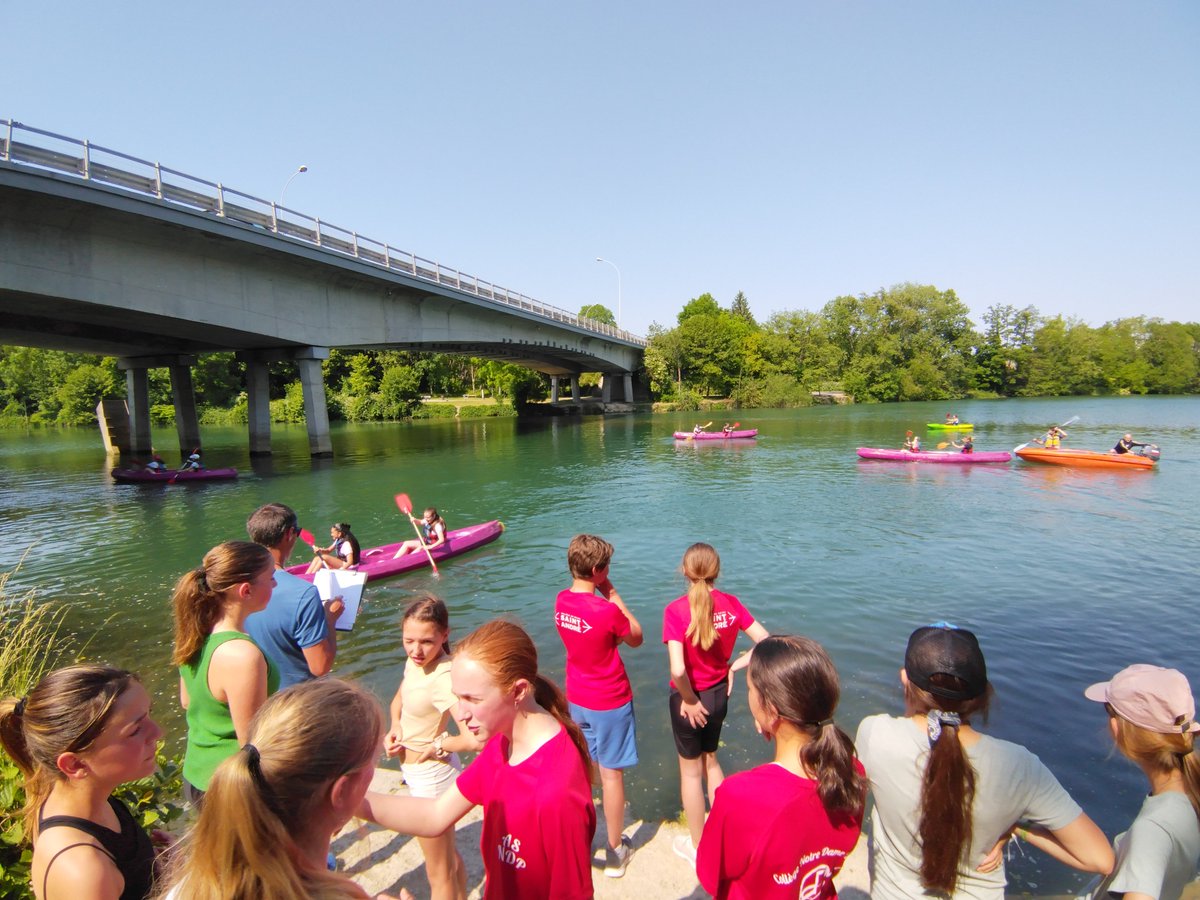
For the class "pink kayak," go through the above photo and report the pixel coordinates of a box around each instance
[856,448,1012,464]
[112,467,238,483]
[673,429,758,440]
[285,519,504,583]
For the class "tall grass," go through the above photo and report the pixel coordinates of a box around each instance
[0,567,71,700]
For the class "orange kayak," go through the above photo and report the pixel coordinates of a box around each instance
[1014,447,1155,469]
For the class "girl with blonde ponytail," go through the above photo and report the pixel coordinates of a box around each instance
[171,540,278,802]
[856,623,1112,898]
[1084,665,1200,900]
[360,618,598,899]
[698,636,865,899]
[157,678,406,900]
[663,542,768,862]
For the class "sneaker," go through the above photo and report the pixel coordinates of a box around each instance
[604,835,634,878]
[672,834,697,865]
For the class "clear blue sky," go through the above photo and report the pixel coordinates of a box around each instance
[5,1,1197,337]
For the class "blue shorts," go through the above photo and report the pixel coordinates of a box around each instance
[569,700,639,770]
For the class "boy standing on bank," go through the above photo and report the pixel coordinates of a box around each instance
[554,533,644,878]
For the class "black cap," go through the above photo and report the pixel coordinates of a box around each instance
[904,623,987,701]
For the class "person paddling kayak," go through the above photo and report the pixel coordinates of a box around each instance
[952,435,974,454]
[903,431,921,452]
[693,421,713,435]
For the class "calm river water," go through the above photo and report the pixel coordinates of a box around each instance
[2,396,1198,894]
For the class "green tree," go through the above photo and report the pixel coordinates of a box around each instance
[378,365,422,418]
[643,324,685,398]
[578,304,617,326]
[55,361,122,425]
[677,293,721,323]
[729,291,756,327]
[1142,321,1199,393]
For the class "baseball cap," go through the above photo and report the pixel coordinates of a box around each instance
[1085,664,1200,735]
[905,623,988,701]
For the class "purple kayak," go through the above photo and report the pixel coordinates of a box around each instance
[112,467,238,483]
[285,519,504,583]
[673,429,758,440]
[856,448,1012,464]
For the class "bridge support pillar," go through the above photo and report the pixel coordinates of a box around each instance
[245,359,272,456]
[124,367,152,456]
[623,373,633,402]
[295,348,333,458]
[570,376,581,403]
[601,376,613,403]
[550,377,560,404]
[169,361,202,455]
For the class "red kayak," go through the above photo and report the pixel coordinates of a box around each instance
[112,467,238,483]
[673,429,758,440]
[856,448,1012,464]
[285,519,505,583]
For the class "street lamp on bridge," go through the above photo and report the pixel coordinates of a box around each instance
[594,257,622,330]
[278,165,308,208]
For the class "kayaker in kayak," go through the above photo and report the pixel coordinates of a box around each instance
[904,431,921,452]
[394,507,448,559]
[305,522,361,574]
[1035,425,1068,449]
[722,422,734,435]
[1112,433,1155,455]
[145,452,167,473]
[952,435,975,454]
[179,449,203,472]
[693,421,713,435]
[945,413,960,425]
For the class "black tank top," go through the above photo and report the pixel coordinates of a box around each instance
[38,796,154,900]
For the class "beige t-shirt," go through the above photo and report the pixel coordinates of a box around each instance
[399,656,456,754]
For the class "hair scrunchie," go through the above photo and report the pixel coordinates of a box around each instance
[813,717,834,729]
[195,566,209,590]
[927,709,962,745]
[13,696,27,717]
[243,743,284,815]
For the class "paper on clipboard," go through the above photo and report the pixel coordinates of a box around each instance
[313,568,367,631]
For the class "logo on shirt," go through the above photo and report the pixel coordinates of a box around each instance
[555,611,592,634]
[496,833,527,870]
[798,864,832,899]
[712,611,736,630]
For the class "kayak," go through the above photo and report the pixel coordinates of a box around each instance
[112,467,238,483]
[285,519,505,583]
[857,448,1012,464]
[1014,447,1156,470]
[673,429,758,440]
[926,423,974,431]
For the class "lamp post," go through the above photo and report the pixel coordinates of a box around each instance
[594,257,622,330]
[278,165,308,208]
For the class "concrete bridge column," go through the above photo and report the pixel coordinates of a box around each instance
[295,347,332,458]
[550,377,560,404]
[169,361,202,455]
[124,366,152,456]
[245,358,272,456]
[570,376,581,403]
[623,373,633,402]
[601,375,613,403]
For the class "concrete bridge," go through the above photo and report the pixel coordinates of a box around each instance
[0,120,645,455]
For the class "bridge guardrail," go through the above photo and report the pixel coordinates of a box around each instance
[1,119,645,348]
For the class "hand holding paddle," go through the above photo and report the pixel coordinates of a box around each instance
[298,528,320,554]
[1015,415,1079,453]
[396,493,440,576]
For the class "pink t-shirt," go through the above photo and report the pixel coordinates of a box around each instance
[697,762,864,900]
[554,589,633,710]
[456,727,597,899]
[662,589,754,691]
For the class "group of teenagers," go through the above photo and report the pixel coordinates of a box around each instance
[1,511,1197,900]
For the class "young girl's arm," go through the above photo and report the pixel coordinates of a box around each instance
[384,683,404,757]
[213,641,270,745]
[668,640,709,727]
[359,784,474,837]
[1013,814,1113,874]
[409,709,483,763]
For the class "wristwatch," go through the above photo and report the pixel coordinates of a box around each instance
[433,732,450,759]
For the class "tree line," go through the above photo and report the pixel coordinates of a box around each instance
[644,284,1200,408]
[2,282,1196,427]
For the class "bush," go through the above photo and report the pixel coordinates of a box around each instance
[731,375,813,409]
[458,404,516,419]
[411,403,457,420]
[149,404,176,427]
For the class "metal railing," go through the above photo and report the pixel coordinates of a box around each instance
[0,119,645,347]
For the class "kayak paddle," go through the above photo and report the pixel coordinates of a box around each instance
[298,527,317,551]
[395,493,440,576]
[937,441,951,450]
[1014,415,1079,453]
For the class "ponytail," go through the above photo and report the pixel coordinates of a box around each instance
[533,674,594,780]
[1182,746,1200,822]
[172,542,272,666]
[681,543,720,651]
[1112,716,1200,823]
[749,636,866,818]
[905,679,991,894]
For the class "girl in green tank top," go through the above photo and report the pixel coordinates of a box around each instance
[172,540,280,795]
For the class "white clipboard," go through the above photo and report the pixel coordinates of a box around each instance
[313,568,368,632]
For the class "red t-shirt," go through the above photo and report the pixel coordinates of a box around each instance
[456,726,597,899]
[661,590,754,691]
[554,589,633,710]
[697,762,864,900]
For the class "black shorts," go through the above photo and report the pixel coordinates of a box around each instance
[668,683,730,759]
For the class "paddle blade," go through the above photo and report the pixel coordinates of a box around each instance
[299,528,316,546]
[395,493,413,515]
[937,442,950,450]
